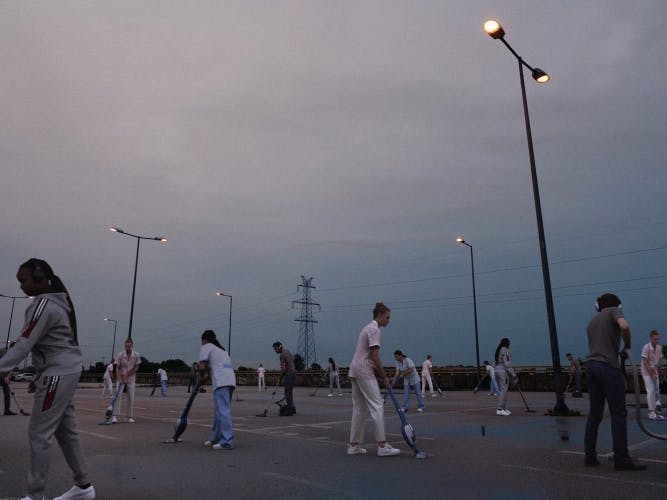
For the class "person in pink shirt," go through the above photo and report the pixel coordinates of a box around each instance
[347,302,400,457]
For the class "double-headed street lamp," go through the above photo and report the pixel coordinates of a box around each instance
[456,238,481,386]
[1,293,28,349]
[483,19,568,414]
[215,292,233,355]
[109,227,167,340]
[104,317,118,362]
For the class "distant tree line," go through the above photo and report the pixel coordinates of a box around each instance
[85,357,190,373]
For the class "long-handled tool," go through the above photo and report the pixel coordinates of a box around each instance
[256,378,281,417]
[515,383,536,413]
[432,378,445,398]
[98,382,124,425]
[473,374,489,394]
[10,391,30,416]
[386,387,427,459]
[564,374,573,396]
[309,375,326,397]
[163,382,202,443]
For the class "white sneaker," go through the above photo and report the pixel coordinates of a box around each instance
[648,412,664,420]
[496,409,509,416]
[327,393,333,397]
[338,393,343,396]
[53,484,96,500]
[377,444,401,457]
[431,393,437,397]
[347,444,367,455]
[417,407,424,413]
[204,440,212,446]
[20,496,45,500]
[127,417,135,423]
[110,416,118,424]
[505,409,512,415]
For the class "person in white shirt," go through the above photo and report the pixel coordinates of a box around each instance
[484,360,500,396]
[113,338,141,423]
[199,329,236,449]
[347,302,400,457]
[392,351,425,412]
[257,364,266,391]
[157,367,168,397]
[421,355,435,397]
[641,330,664,420]
[101,362,114,398]
[325,357,343,396]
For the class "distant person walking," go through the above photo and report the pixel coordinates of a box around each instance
[484,360,500,396]
[273,341,296,416]
[494,338,517,416]
[641,330,664,420]
[392,350,425,412]
[157,367,168,397]
[114,338,141,423]
[565,353,582,396]
[101,362,114,398]
[347,302,400,457]
[199,330,236,450]
[584,293,645,470]
[257,364,266,391]
[421,355,436,397]
[325,357,343,396]
[0,258,95,500]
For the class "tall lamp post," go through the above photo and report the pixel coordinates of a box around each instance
[215,292,233,355]
[483,19,568,414]
[104,317,118,362]
[1,293,28,349]
[455,238,481,387]
[109,227,167,340]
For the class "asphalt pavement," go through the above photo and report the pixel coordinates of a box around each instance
[1,383,665,499]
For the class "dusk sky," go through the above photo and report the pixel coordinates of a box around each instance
[1,1,665,371]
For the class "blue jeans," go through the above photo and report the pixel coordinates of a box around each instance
[284,372,296,409]
[584,360,628,459]
[211,386,234,447]
[489,376,500,395]
[402,380,425,410]
[160,380,167,397]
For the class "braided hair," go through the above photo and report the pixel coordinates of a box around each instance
[201,329,224,350]
[19,258,79,345]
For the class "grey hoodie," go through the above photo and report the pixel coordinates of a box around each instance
[0,292,83,379]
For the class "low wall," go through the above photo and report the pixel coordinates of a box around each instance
[80,365,657,392]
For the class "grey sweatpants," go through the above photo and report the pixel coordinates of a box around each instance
[27,372,89,497]
[495,368,509,410]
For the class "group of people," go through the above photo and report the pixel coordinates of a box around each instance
[0,256,663,499]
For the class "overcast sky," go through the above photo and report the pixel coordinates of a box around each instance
[1,1,666,370]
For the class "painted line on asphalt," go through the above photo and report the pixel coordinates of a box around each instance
[560,450,667,464]
[502,463,667,488]
[78,429,122,441]
[263,472,360,497]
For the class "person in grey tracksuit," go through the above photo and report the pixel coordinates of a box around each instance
[494,338,517,416]
[0,259,95,500]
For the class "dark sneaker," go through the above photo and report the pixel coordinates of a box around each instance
[584,455,600,466]
[614,457,646,471]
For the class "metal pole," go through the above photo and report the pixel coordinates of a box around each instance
[518,59,568,414]
[227,295,232,356]
[128,237,141,340]
[111,321,118,362]
[5,297,16,348]
[468,244,481,386]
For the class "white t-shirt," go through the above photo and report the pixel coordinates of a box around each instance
[157,368,168,381]
[641,342,663,378]
[115,349,141,380]
[257,366,265,378]
[396,357,420,386]
[349,320,382,380]
[422,359,432,377]
[485,364,495,377]
[199,343,236,389]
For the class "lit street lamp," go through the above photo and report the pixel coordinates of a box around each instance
[109,227,167,340]
[1,293,28,349]
[104,317,118,362]
[216,292,233,355]
[456,238,481,387]
[483,19,568,414]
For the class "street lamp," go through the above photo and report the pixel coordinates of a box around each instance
[104,317,118,362]
[109,227,167,340]
[483,19,568,414]
[456,238,481,387]
[215,292,233,355]
[1,293,28,349]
